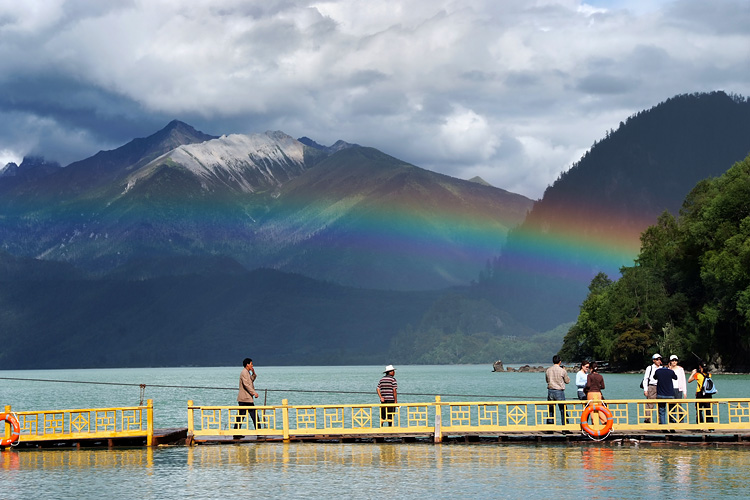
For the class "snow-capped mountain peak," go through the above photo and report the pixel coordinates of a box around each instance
[126,131,307,194]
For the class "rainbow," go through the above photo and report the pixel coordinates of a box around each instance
[499,201,652,285]
[5,174,654,293]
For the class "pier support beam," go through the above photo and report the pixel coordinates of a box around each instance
[434,396,442,444]
[187,400,195,446]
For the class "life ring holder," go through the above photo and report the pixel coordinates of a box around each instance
[580,401,613,441]
[0,412,21,447]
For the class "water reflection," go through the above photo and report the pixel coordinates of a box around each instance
[2,444,750,498]
[582,445,615,491]
[1,447,154,469]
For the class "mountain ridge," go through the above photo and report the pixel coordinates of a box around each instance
[7,120,218,203]
[488,91,750,330]
[0,122,532,290]
[124,130,310,196]
[253,146,532,288]
[2,91,750,368]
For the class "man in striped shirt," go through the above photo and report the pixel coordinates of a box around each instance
[377,365,398,426]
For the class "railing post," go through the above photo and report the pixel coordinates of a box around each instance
[434,396,442,443]
[146,399,154,447]
[3,405,10,444]
[282,399,290,443]
[187,400,195,446]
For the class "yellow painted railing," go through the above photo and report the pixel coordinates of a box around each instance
[187,398,435,442]
[187,397,750,442]
[2,401,154,447]
[440,398,750,433]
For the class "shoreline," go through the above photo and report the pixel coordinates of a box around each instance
[491,364,746,375]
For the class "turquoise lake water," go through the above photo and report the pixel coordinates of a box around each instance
[2,365,750,498]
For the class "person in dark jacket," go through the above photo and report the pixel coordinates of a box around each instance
[584,361,605,424]
[653,364,677,424]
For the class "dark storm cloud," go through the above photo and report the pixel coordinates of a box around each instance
[0,74,155,137]
[0,72,178,165]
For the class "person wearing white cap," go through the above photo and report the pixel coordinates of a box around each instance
[669,355,687,399]
[642,353,662,423]
[668,354,687,425]
[377,365,398,426]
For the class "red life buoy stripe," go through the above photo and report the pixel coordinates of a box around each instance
[580,403,613,438]
[0,413,21,446]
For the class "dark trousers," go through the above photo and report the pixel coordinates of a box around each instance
[234,401,256,429]
[696,393,714,424]
[380,401,397,426]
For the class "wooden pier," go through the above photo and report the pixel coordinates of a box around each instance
[5,397,750,449]
[2,401,155,449]
[189,429,750,446]
[186,396,750,446]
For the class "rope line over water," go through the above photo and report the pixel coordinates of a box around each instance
[0,376,535,401]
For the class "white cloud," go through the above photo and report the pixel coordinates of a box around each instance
[0,148,21,167]
[439,106,499,161]
[0,0,749,198]
[0,0,66,34]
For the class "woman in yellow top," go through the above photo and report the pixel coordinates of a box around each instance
[688,362,714,424]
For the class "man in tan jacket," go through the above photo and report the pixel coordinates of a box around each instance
[545,355,570,425]
[234,357,259,438]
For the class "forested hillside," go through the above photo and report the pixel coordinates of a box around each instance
[486,92,750,331]
[0,254,443,369]
[386,293,566,364]
[559,155,750,372]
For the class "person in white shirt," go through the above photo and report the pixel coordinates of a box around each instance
[668,354,687,424]
[669,355,687,398]
[642,353,662,423]
[576,361,590,400]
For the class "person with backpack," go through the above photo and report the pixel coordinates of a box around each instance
[688,362,716,424]
[641,353,662,423]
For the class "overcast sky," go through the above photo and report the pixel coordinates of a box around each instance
[1,0,749,199]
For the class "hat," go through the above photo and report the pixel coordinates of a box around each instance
[384,364,396,373]
[652,353,662,359]
[669,355,678,361]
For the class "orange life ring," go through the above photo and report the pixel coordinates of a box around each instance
[0,413,21,446]
[580,403,613,438]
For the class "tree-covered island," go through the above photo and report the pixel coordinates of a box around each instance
[560,155,750,372]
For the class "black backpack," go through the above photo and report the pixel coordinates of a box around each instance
[639,365,653,389]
